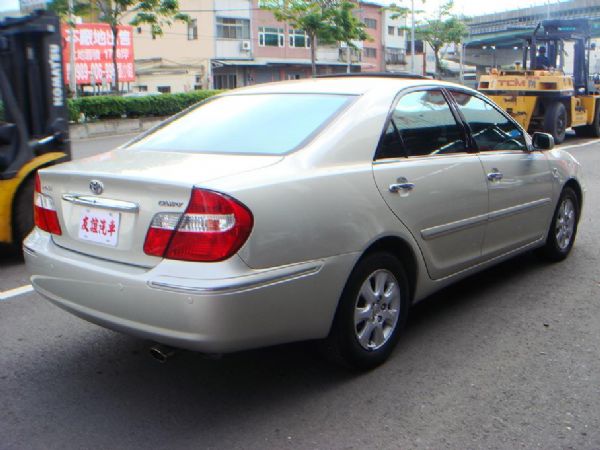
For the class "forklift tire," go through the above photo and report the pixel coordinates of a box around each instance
[12,175,35,250]
[543,102,567,144]
[574,101,600,138]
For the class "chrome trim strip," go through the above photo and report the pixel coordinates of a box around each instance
[148,264,323,295]
[373,152,473,165]
[421,213,488,240]
[421,198,551,240]
[488,198,551,222]
[62,194,139,213]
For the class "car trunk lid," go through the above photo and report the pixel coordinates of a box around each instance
[39,148,282,267]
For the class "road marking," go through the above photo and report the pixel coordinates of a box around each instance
[0,284,34,301]
[561,139,600,151]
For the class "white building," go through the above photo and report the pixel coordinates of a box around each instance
[383,8,407,71]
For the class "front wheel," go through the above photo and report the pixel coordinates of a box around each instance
[543,102,567,144]
[536,187,579,262]
[321,252,410,371]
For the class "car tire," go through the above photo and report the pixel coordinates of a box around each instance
[536,187,579,262]
[544,102,567,144]
[12,174,35,251]
[321,252,410,371]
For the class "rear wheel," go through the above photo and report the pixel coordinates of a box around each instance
[12,175,35,249]
[543,102,567,144]
[322,252,410,371]
[536,187,579,262]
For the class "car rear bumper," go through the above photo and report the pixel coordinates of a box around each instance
[24,230,356,353]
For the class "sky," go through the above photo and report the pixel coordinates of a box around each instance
[0,0,562,18]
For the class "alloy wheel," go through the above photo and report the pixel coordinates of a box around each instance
[353,269,401,351]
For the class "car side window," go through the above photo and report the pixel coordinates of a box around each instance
[449,91,527,151]
[377,90,466,159]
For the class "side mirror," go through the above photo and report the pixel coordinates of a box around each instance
[532,132,554,150]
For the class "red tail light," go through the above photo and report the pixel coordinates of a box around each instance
[144,188,253,262]
[33,173,62,235]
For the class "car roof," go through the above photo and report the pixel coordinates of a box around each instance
[225,76,476,96]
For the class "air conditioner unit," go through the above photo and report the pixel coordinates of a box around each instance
[241,40,251,51]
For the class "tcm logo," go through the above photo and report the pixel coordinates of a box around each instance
[496,79,526,87]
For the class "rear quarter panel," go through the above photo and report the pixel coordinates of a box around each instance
[205,90,426,280]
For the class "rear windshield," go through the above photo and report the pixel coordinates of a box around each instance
[129,93,354,155]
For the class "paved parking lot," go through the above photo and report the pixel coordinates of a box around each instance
[1,134,600,449]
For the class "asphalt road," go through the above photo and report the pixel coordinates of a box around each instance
[1,133,600,449]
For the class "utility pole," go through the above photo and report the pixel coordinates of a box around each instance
[410,0,415,73]
[68,0,77,98]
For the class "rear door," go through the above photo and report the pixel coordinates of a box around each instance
[372,88,489,280]
[447,90,554,258]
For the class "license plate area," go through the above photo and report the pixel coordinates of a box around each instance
[78,207,121,247]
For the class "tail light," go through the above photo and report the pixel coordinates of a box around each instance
[144,188,253,262]
[33,173,62,235]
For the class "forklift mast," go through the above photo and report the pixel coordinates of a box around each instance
[0,10,70,180]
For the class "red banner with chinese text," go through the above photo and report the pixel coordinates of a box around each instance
[62,23,135,85]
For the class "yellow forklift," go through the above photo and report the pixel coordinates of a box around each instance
[478,19,600,144]
[0,10,70,251]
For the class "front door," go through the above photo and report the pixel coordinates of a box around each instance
[373,89,489,280]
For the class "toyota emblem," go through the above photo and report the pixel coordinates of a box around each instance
[89,180,104,195]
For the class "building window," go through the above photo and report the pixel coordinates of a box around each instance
[214,74,237,89]
[364,18,377,29]
[157,86,171,94]
[364,47,377,58]
[339,47,361,62]
[187,19,198,40]
[385,48,405,64]
[137,85,148,92]
[398,27,403,36]
[217,18,250,39]
[259,27,284,47]
[289,29,310,48]
[388,26,394,35]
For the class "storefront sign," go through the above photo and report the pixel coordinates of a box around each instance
[62,23,135,85]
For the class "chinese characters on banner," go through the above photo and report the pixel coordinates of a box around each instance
[62,23,135,85]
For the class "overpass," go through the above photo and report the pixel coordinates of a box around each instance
[457,0,600,71]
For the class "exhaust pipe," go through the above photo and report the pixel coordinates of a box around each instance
[149,344,177,363]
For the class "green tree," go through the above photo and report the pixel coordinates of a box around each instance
[333,1,369,73]
[94,0,189,92]
[416,1,467,75]
[47,0,91,19]
[261,0,339,78]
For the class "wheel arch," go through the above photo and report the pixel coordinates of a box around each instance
[359,236,419,303]
[563,178,584,214]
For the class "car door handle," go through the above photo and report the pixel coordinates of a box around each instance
[389,178,415,193]
[487,169,503,182]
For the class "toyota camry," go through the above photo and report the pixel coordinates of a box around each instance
[24,75,583,370]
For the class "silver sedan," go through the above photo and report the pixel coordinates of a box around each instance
[24,76,583,370]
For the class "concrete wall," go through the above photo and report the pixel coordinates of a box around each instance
[134,71,206,93]
[251,0,312,61]
[127,0,214,64]
[215,0,253,59]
